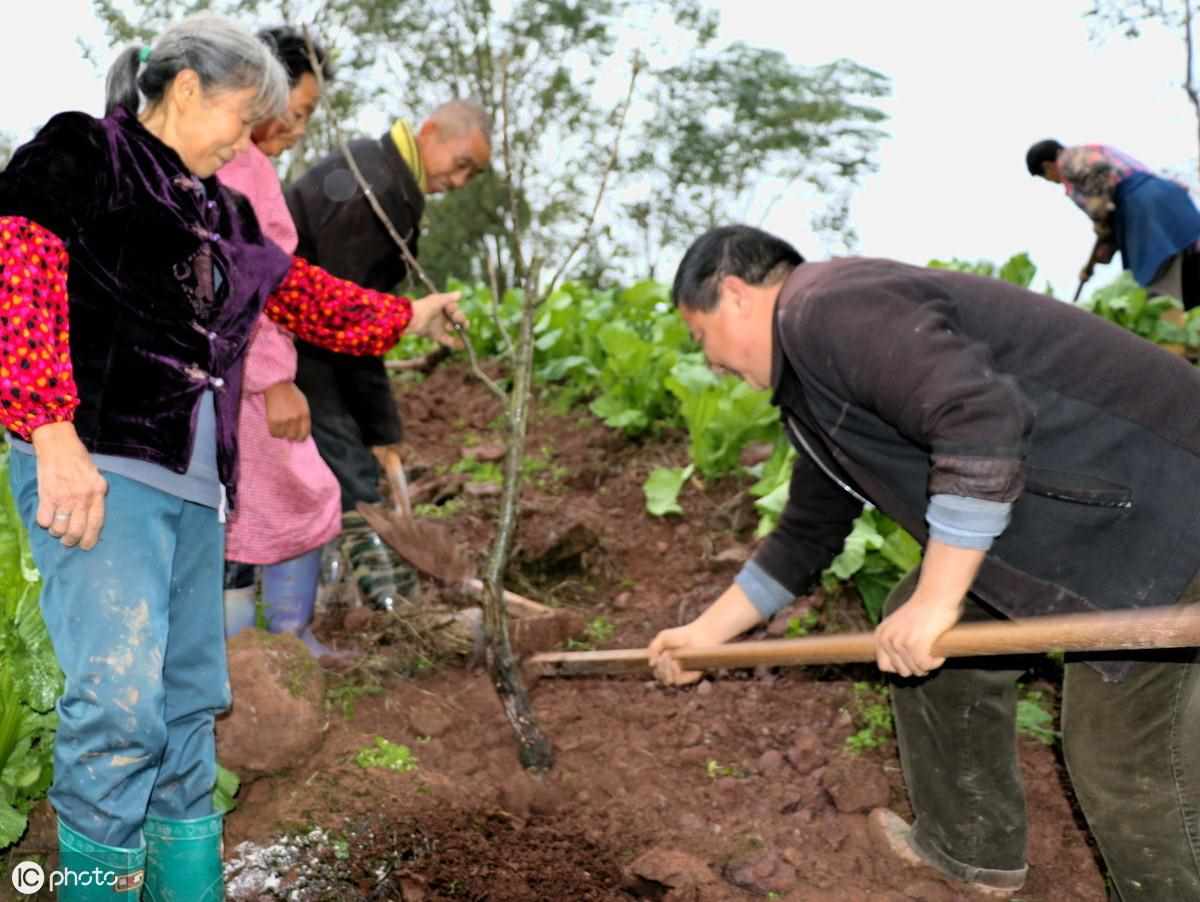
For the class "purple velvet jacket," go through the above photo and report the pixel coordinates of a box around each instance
[0,107,293,501]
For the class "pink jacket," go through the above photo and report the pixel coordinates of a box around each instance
[218,145,341,564]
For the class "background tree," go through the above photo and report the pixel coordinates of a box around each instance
[1087,1,1200,179]
[628,47,890,276]
[419,169,527,293]
[90,0,889,286]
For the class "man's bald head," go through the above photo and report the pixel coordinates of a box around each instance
[417,99,493,193]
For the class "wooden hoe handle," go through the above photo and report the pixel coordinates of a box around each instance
[528,606,1200,677]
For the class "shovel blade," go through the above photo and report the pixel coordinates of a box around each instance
[356,502,475,587]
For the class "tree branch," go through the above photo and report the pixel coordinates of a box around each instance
[544,58,642,293]
[486,253,515,360]
[1184,2,1200,179]
[499,55,529,285]
[383,345,451,372]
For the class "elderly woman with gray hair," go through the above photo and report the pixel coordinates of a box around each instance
[0,14,462,899]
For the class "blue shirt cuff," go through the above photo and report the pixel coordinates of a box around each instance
[926,494,1011,551]
[735,559,795,620]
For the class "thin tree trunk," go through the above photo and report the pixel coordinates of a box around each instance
[1184,3,1200,180]
[480,274,553,770]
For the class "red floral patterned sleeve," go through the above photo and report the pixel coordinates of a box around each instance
[264,256,414,356]
[0,216,79,440]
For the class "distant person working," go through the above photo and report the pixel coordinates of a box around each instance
[1027,139,1200,304]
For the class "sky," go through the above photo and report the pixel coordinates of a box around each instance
[2,1,1197,298]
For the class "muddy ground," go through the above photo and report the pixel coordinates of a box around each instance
[3,361,1108,902]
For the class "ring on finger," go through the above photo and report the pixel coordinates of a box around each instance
[53,512,72,521]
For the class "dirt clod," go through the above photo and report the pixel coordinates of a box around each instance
[217,630,324,778]
[626,848,718,895]
[723,848,798,895]
[407,703,453,739]
[822,755,892,813]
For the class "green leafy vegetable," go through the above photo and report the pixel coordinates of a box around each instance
[927,252,1037,288]
[213,764,240,814]
[822,508,921,623]
[748,437,796,538]
[664,359,778,477]
[0,447,63,849]
[1078,272,1196,347]
[644,465,695,517]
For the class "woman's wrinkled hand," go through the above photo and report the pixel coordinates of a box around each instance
[264,381,311,442]
[30,422,108,550]
[409,291,467,350]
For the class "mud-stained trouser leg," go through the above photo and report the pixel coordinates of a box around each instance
[884,568,1031,885]
[146,495,230,823]
[9,454,231,850]
[1063,644,1200,901]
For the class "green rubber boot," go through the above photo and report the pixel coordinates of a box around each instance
[56,818,146,899]
[143,812,223,901]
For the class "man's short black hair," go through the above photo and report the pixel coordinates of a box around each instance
[258,26,334,87]
[1026,139,1063,177]
[672,225,804,312]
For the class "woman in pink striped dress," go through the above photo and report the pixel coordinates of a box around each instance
[218,27,342,658]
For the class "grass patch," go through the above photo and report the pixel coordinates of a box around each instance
[413,498,466,519]
[325,674,385,718]
[845,681,893,754]
[1016,688,1059,746]
[705,758,751,779]
[354,737,419,773]
[565,616,616,650]
[452,457,504,483]
[784,609,820,637]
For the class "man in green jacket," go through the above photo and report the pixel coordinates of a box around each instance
[286,99,491,610]
[650,224,1200,900]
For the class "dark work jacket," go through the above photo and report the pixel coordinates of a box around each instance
[285,132,423,364]
[755,258,1200,673]
[0,108,292,503]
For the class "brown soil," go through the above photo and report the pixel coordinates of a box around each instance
[30,360,1103,902]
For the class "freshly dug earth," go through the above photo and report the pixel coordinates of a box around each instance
[219,360,1108,902]
[227,805,632,901]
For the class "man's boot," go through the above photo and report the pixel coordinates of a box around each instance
[340,510,419,612]
[143,812,222,901]
[56,818,146,899]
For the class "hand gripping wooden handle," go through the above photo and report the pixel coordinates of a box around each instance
[528,606,1200,677]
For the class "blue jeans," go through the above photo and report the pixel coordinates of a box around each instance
[9,452,231,849]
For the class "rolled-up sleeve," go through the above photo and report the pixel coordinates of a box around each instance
[925,494,1011,550]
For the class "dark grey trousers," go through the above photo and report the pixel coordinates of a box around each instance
[885,568,1200,900]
